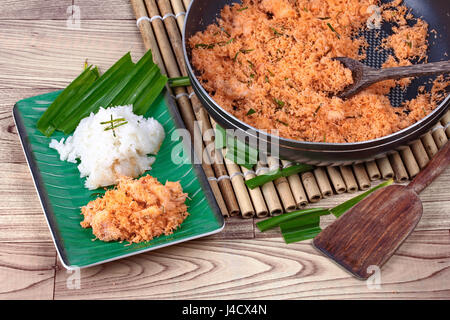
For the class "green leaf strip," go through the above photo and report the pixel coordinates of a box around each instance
[224,132,258,170]
[37,50,168,136]
[330,179,394,217]
[245,163,314,189]
[257,179,395,243]
[36,66,100,137]
[168,76,191,87]
[56,52,135,134]
[214,124,227,150]
[256,207,328,232]
[280,216,322,244]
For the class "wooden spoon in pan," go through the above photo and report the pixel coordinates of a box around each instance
[334,57,450,99]
[313,141,450,279]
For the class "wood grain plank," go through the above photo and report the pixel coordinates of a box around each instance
[0,0,72,20]
[0,20,145,89]
[0,89,58,242]
[53,230,450,299]
[0,216,54,243]
[74,0,136,19]
[0,163,57,242]
[0,242,56,299]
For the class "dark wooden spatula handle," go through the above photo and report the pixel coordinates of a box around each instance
[336,58,450,98]
[407,141,450,194]
[366,60,450,83]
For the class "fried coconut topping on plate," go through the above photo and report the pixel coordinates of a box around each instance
[81,175,189,243]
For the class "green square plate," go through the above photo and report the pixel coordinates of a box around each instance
[13,89,224,269]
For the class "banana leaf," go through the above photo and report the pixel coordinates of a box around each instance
[245,163,314,189]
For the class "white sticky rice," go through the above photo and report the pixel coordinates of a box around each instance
[49,105,165,190]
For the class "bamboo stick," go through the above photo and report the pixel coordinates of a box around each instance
[399,146,420,178]
[164,0,231,160]
[282,160,308,207]
[164,0,214,132]
[167,0,186,37]
[165,0,242,216]
[267,157,296,212]
[389,151,409,182]
[326,166,347,194]
[241,166,269,218]
[421,131,439,158]
[301,171,322,202]
[441,110,450,138]
[207,120,245,216]
[140,0,240,215]
[132,0,229,216]
[339,166,358,193]
[160,0,209,140]
[182,0,190,10]
[376,157,394,180]
[143,0,178,74]
[287,175,308,208]
[206,126,239,216]
[131,0,167,74]
[273,177,297,212]
[223,149,255,218]
[313,167,333,197]
[410,139,430,169]
[431,123,448,149]
[365,160,381,181]
[256,161,283,215]
[352,163,371,190]
[157,0,186,72]
[203,165,229,216]
[134,0,197,154]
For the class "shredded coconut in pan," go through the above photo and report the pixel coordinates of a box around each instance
[189,0,448,143]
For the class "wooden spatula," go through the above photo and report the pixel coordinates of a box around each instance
[313,141,450,279]
[334,57,450,99]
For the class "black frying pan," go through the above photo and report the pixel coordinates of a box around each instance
[183,0,449,165]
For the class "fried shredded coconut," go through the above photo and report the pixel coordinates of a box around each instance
[81,175,189,243]
[189,0,449,143]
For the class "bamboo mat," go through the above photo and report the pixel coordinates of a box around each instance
[130,0,450,218]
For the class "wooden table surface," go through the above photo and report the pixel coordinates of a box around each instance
[0,0,449,300]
